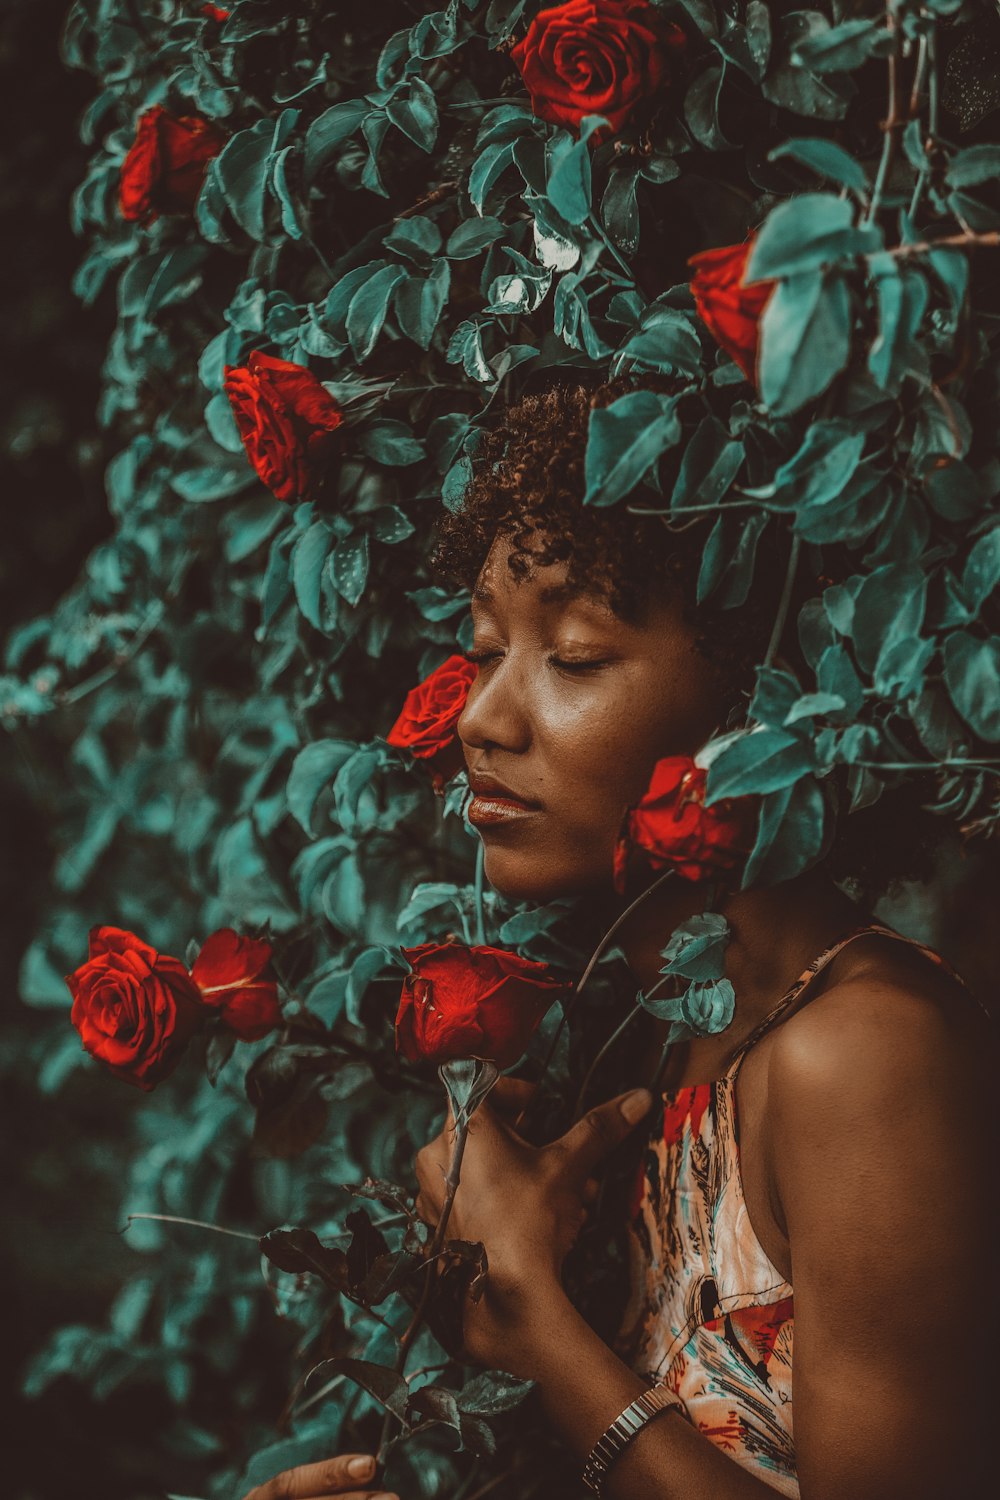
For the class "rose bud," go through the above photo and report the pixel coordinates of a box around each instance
[688,240,776,384]
[395,942,570,1069]
[614,755,755,893]
[190,928,282,1041]
[386,654,478,788]
[223,351,344,506]
[67,926,205,1091]
[511,0,685,138]
[119,105,225,224]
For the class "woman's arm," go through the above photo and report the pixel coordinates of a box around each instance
[417,994,991,1500]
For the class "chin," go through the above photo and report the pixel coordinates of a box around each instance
[480,842,607,908]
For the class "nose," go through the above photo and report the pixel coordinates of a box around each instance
[457,656,532,755]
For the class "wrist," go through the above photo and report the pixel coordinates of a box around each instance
[469,1266,577,1377]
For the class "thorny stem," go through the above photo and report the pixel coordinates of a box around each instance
[473,839,487,946]
[858,758,1000,773]
[376,1114,470,1466]
[514,868,677,1132]
[572,1001,645,1120]
[891,229,1000,258]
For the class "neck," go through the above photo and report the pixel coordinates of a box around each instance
[609,867,863,1040]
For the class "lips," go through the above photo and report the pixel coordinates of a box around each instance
[467,770,541,828]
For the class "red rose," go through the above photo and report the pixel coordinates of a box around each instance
[66,926,205,1090]
[396,942,570,1068]
[511,0,684,137]
[614,756,755,891]
[190,928,282,1041]
[201,4,229,20]
[119,105,225,224]
[387,654,478,785]
[223,352,344,505]
[688,240,776,383]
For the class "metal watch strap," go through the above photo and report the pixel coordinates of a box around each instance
[581,1382,685,1494]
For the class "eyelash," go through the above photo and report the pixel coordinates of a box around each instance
[466,649,610,675]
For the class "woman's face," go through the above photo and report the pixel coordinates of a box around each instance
[458,534,725,904]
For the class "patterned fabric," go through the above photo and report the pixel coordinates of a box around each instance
[616,923,969,1498]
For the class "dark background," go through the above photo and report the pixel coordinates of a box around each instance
[0,4,168,1496]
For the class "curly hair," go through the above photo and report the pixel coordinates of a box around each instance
[432,378,942,899]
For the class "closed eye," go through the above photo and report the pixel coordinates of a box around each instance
[466,648,502,666]
[549,656,613,674]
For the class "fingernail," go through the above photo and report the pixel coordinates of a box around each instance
[348,1455,375,1477]
[621,1088,652,1123]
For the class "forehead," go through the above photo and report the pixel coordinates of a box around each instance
[472,535,618,625]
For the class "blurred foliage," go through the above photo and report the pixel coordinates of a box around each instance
[4,1,1000,1496]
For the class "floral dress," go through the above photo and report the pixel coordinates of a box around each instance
[615,923,970,1498]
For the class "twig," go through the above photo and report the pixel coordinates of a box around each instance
[123,1212,258,1242]
[762,534,801,669]
[393,179,459,222]
[571,1002,644,1120]
[864,3,903,226]
[908,17,938,222]
[890,229,1000,258]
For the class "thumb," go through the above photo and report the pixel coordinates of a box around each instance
[554,1087,653,1177]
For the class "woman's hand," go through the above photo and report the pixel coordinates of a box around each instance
[242,1453,396,1500]
[414,1079,652,1372]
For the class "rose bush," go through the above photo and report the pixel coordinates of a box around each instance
[614,756,754,890]
[387,653,478,784]
[190,928,282,1041]
[223,351,344,505]
[511,0,684,137]
[396,942,570,1069]
[66,926,205,1090]
[118,104,225,224]
[688,240,776,383]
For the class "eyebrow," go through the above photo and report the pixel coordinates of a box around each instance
[472,580,612,612]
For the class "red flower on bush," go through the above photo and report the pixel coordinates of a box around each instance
[66,926,205,1090]
[223,352,344,505]
[190,928,282,1041]
[613,756,755,892]
[201,4,229,20]
[396,942,570,1069]
[688,239,776,383]
[119,105,225,224]
[387,654,478,785]
[511,0,684,137]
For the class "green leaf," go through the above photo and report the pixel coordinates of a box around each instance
[445,216,507,258]
[758,271,851,414]
[943,633,1000,741]
[457,1370,535,1415]
[770,138,867,194]
[545,127,597,226]
[660,912,731,981]
[347,265,407,359]
[742,776,828,887]
[584,392,683,507]
[748,194,880,279]
[386,77,439,152]
[672,416,744,514]
[617,309,704,377]
[602,165,641,253]
[329,534,370,606]
[793,17,889,73]
[291,520,332,629]
[287,740,357,833]
[704,727,814,799]
[764,422,866,511]
[359,420,426,466]
[945,144,1000,189]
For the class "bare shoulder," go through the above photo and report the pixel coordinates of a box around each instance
[766,934,994,1137]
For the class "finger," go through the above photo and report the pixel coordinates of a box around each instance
[247,1454,381,1498]
[553,1088,652,1177]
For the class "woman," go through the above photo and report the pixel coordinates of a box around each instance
[247,384,991,1500]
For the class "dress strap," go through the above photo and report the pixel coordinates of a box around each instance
[723,921,973,1077]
